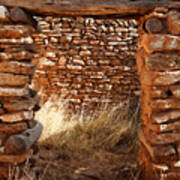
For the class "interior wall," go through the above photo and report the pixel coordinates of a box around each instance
[32,15,140,111]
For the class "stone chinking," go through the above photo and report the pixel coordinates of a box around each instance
[0,6,42,179]
[137,9,180,179]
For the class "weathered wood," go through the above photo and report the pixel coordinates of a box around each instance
[4,121,42,154]
[0,0,180,16]
[145,18,164,33]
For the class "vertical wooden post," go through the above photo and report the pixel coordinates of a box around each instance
[137,9,180,179]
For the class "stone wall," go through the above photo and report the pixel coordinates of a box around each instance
[32,16,140,111]
[0,6,42,179]
[138,9,180,179]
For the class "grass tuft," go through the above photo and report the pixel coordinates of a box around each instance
[10,96,140,180]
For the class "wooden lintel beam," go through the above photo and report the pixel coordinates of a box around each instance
[0,0,179,16]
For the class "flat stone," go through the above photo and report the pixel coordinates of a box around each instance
[139,128,177,163]
[0,44,37,53]
[141,70,180,86]
[144,128,180,145]
[3,96,39,112]
[0,51,33,61]
[0,61,35,75]
[0,122,27,134]
[145,53,180,71]
[140,146,169,180]
[148,121,180,133]
[0,37,34,44]
[0,87,29,97]
[0,111,33,123]
[144,86,168,99]
[0,73,29,87]
[0,25,35,38]
[0,153,27,165]
[160,171,180,180]
[151,99,180,111]
[0,6,9,22]
[141,34,180,54]
[167,10,180,35]
[0,96,25,103]
[170,85,180,99]
[151,110,180,124]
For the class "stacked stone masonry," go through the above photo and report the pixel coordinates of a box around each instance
[32,16,139,111]
[0,6,42,179]
[137,9,180,180]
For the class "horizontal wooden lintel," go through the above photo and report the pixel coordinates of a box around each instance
[0,0,180,16]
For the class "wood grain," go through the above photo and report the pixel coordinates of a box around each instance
[0,0,180,16]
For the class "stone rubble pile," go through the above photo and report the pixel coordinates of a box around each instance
[32,16,140,111]
[137,9,180,179]
[0,6,41,179]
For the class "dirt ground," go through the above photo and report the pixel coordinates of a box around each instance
[12,98,141,180]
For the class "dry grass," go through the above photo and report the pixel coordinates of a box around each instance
[10,96,140,180]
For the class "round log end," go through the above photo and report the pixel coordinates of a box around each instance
[144,18,164,33]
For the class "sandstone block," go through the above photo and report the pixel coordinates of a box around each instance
[0,73,29,87]
[141,34,180,54]
[0,61,35,75]
[0,87,29,97]
[141,70,180,86]
[167,10,180,35]
[0,122,27,134]
[151,165,180,180]
[151,110,180,124]
[148,87,168,98]
[148,121,180,133]
[0,51,33,61]
[170,85,180,99]
[0,37,33,44]
[145,53,180,71]
[0,6,9,22]
[144,128,180,145]
[3,96,39,112]
[0,111,33,123]
[151,99,180,111]
[139,128,177,163]
[0,25,35,38]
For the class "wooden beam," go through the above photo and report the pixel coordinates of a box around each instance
[0,0,179,16]
[4,121,43,154]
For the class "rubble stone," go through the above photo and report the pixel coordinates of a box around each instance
[0,111,34,123]
[138,10,180,179]
[0,73,29,87]
[0,6,9,22]
[33,16,139,110]
[167,10,180,35]
[0,61,35,75]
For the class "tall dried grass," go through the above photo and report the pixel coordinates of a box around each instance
[11,96,140,180]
